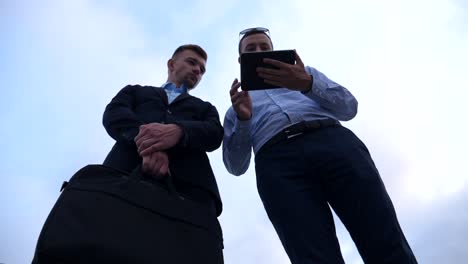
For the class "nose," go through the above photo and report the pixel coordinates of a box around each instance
[192,66,200,75]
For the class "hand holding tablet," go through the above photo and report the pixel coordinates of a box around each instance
[240,50,296,91]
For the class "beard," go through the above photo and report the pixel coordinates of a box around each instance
[183,74,199,89]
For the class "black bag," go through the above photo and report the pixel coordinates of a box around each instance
[32,165,223,264]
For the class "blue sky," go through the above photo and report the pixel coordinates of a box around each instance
[1,0,468,263]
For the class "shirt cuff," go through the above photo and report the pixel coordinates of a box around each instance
[234,117,252,131]
[301,74,314,94]
[302,74,328,99]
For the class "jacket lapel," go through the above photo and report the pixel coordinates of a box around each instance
[171,92,191,105]
[153,87,169,105]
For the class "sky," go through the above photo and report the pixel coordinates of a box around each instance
[1,0,467,263]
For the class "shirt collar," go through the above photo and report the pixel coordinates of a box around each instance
[161,82,188,94]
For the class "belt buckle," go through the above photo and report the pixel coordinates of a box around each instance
[284,127,303,139]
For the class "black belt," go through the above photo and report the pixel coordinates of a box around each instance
[260,119,339,152]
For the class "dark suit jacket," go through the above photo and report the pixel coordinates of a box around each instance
[102,85,224,215]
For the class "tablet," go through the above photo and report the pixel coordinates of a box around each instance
[240,50,295,91]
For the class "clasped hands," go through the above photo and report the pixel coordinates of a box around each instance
[134,123,183,177]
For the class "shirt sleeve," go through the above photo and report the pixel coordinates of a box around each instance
[302,66,358,121]
[222,107,253,176]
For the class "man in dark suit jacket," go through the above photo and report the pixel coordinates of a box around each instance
[102,44,224,263]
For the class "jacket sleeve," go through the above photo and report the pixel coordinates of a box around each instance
[102,85,144,145]
[172,102,224,152]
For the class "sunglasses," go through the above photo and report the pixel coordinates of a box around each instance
[239,27,270,40]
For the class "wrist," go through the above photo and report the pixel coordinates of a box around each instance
[237,114,252,121]
[301,75,313,93]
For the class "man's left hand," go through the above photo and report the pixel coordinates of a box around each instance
[257,50,312,92]
[135,123,183,156]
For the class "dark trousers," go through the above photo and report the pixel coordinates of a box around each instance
[255,125,417,264]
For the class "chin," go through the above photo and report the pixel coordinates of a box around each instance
[185,81,197,89]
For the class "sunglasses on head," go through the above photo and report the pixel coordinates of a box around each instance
[239,27,270,40]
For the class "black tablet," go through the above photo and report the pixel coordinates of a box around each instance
[240,50,295,91]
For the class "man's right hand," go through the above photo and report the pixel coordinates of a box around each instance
[141,151,169,178]
[230,78,252,121]
[135,123,183,156]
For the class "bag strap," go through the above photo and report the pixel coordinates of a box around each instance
[165,170,176,193]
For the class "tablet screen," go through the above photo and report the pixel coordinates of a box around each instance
[240,50,295,91]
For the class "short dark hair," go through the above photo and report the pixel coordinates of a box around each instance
[238,31,273,54]
[172,44,207,61]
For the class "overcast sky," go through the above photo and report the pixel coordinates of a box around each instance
[1,0,467,263]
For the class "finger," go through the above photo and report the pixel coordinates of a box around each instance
[136,135,148,148]
[140,142,164,156]
[148,153,161,176]
[158,152,169,176]
[232,90,251,105]
[294,50,304,67]
[231,87,249,101]
[147,153,158,175]
[230,78,240,96]
[137,138,157,154]
[256,67,282,76]
[137,135,157,148]
[231,90,243,102]
[136,125,166,147]
[140,145,154,157]
[233,102,251,113]
[240,90,250,97]
[160,160,169,176]
[258,73,284,82]
[142,156,151,173]
[134,125,147,142]
[263,58,289,69]
[154,154,168,177]
[263,79,283,87]
[232,100,246,108]
[231,78,238,86]
[136,124,152,141]
[153,157,163,176]
[257,70,285,80]
[233,96,251,108]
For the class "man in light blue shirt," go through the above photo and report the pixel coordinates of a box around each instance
[223,27,417,264]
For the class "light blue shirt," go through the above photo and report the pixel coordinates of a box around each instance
[162,82,188,103]
[222,66,358,176]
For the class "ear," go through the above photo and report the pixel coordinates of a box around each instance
[167,59,174,72]
[238,56,241,64]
